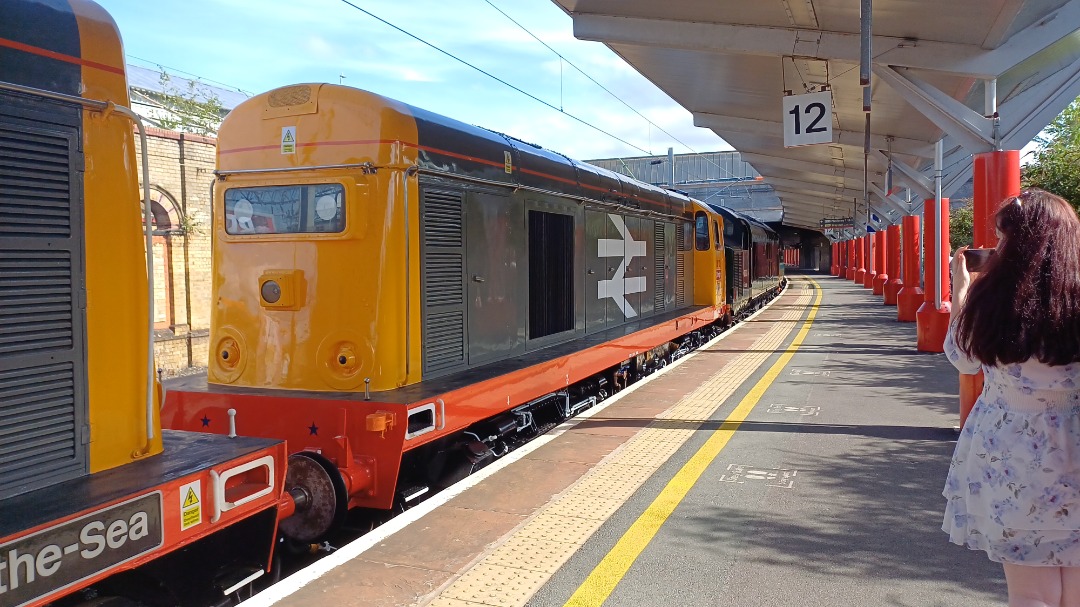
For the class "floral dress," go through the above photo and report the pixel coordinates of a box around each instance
[943,322,1080,565]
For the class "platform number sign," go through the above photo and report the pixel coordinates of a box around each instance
[782,91,833,147]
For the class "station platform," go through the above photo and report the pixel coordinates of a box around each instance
[247,273,1007,607]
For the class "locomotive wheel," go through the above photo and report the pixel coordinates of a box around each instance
[279,452,348,543]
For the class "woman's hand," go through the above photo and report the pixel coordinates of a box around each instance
[952,246,971,312]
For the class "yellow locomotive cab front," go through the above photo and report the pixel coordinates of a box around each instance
[209,85,422,392]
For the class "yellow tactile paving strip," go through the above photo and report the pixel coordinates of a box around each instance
[425,280,816,607]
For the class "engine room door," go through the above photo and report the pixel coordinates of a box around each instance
[465,190,526,366]
[654,221,677,314]
[629,217,654,319]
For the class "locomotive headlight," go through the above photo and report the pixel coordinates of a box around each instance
[261,280,281,304]
[257,270,303,310]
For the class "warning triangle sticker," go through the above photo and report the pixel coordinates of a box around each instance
[183,488,200,508]
[282,131,295,143]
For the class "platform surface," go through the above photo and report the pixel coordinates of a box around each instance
[249,273,1006,607]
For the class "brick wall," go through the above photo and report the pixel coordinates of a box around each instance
[134,128,217,377]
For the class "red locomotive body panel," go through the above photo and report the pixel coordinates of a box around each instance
[163,305,720,511]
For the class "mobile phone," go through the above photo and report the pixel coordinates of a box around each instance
[963,248,995,271]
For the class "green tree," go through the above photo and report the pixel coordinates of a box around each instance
[950,202,974,252]
[154,70,225,136]
[1022,97,1080,210]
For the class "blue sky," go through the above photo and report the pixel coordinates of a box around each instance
[99,0,731,160]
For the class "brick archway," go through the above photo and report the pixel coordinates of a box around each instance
[145,185,183,234]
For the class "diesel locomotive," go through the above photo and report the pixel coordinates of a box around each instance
[0,1,294,605]
[162,83,784,542]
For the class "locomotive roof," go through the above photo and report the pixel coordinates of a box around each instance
[220,84,693,219]
[708,203,777,236]
[392,92,693,218]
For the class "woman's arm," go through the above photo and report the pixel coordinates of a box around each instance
[951,246,972,314]
[945,247,981,373]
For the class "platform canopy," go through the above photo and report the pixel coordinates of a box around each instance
[551,0,1080,233]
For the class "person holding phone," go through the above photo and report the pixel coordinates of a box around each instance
[943,188,1080,606]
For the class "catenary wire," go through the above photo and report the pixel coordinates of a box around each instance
[126,54,254,96]
[337,0,653,155]
[481,0,741,185]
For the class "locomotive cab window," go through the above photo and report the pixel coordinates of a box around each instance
[695,211,709,251]
[224,184,345,235]
[713,219,722,250]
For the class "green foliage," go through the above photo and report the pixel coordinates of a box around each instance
[950,202,973,252]
[177,212,203,236]
[1022,98,1080,210]
[154,70,224,136]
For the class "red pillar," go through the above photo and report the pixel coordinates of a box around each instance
[974,151,1020,248]
[872,230,888,294]
[846,239,856,280]
[862,232,877,288]
[854,236,866,283]
[883,224,902,305]
[959,151,1021,427]
[897,215,923,321]
[830,243,838,275]
[916,197,951,352]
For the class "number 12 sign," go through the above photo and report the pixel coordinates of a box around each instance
[782,91,833,147]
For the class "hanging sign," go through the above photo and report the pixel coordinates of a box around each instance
[820,217,853,229]
[782,91,834,147]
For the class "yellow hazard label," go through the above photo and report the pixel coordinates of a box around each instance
[183,488,199,508]
[504,150,512,174]
[281,126,296,154]
[179,479,202,531]
[182,507,201,530]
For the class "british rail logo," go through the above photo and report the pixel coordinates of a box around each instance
[0,492,163,607]
[598,214,646,318]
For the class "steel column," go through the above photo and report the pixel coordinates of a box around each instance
[846,239,856,280]
[862,233,876,288]
[916,196,951,352]
[854,236,866,283]
[897,215,923,321]
[959,150,1021,427]
[872,230,888,294]
[884,224,903,304]
[973,151,1021,247]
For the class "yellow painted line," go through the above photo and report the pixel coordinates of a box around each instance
[563,277,823,607]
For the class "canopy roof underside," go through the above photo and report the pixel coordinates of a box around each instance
[552,0,1080,234]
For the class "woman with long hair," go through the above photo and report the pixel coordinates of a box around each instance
[944,188,1080,607]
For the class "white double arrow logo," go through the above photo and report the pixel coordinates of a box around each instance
[597,214,646,318]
